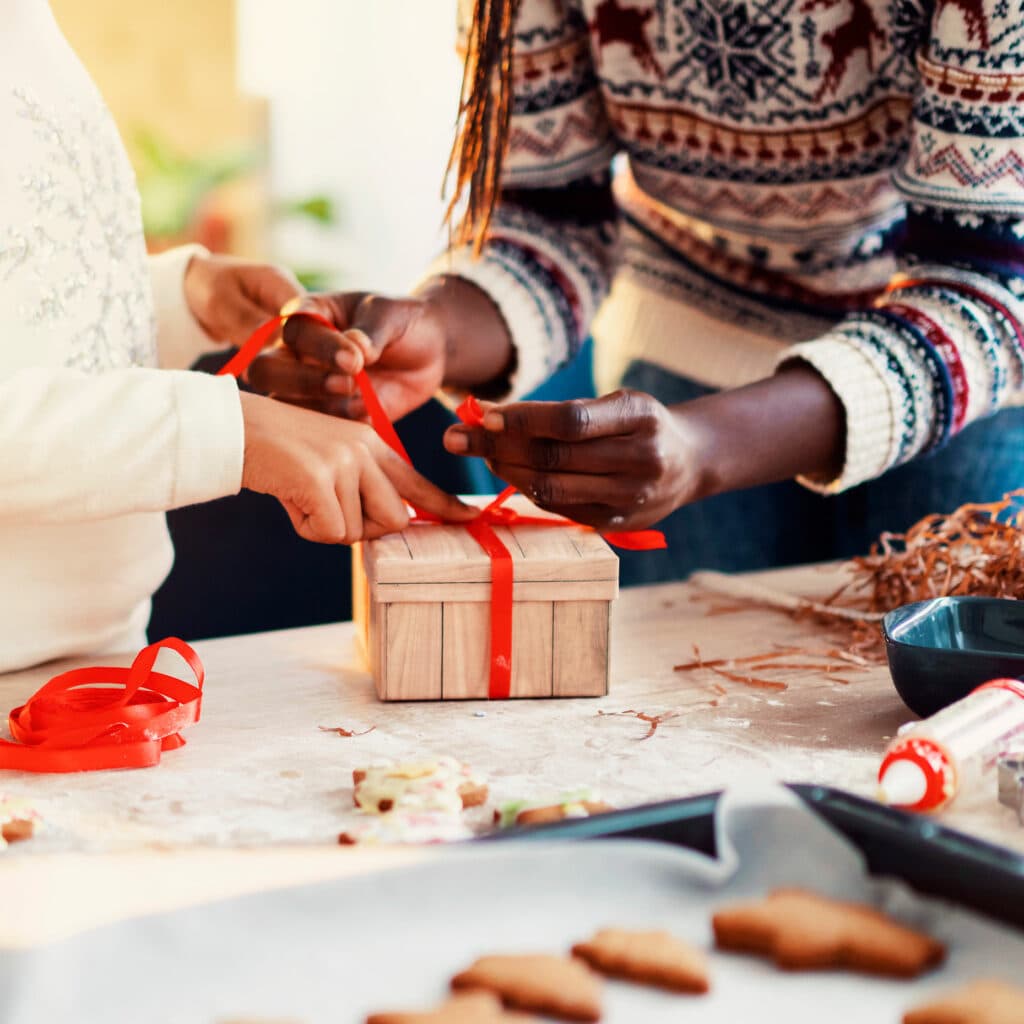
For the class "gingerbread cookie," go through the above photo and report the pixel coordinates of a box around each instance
[493,791,613,829]
[571,928,709,993]
[353,758,488,816]
[903,979,1024,1024]
[367,991,536,1023]
[451,954,602,1022]
[713,888,945,977]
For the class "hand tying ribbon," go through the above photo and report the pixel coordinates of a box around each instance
[0,638,204,773]
[222,312,665,699]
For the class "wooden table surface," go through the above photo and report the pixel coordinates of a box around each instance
[0,563,1021,946]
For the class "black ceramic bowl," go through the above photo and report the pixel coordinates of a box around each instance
[883,597,1024,717]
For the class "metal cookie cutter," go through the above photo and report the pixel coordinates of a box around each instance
[998,755,1024,825]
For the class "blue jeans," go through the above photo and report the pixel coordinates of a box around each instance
[617,361,1024,586]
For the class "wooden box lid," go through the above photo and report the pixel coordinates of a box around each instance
[361,495,619,603]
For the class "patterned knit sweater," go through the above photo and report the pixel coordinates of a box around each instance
[430,0,1024,492]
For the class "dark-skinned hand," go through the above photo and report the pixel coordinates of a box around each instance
[442,390,702,532]
[243,292,446,421]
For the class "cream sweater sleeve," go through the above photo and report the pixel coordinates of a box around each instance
[0,365,244,524]
[148,243,226,370]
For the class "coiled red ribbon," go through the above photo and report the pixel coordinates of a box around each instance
[222,312,665,699]
[0,638,204,773]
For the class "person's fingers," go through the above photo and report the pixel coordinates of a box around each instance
[246,349,330,398]
[347,296,413,353]
[537,502,621,530]
[280,492,347,545]
[444,426,644,474]
[486,461,645,508]
[221,293,277,345]
[377,449,476,522]
[361,517,399,540]
[483,391,660,442]
[357,454,411,535]
[245,265,302,315]
[282,312,364,372]
[335,457,364,544]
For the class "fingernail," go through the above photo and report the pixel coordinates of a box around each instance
[445,431,468,453]
[326,374,352,395]
[483,412,504,431]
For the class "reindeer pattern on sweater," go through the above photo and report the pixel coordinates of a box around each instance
[438,0,1024,492]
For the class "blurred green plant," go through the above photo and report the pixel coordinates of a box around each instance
[134,128,259,238]
[277,195,336,226]
[134,127,341,286]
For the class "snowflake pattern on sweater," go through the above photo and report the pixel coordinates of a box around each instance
[433,0,1024,492]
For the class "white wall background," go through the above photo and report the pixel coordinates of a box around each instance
[237,0,463,293]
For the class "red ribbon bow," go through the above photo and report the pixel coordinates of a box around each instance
[0,638,204,773]
[221,312,664,699]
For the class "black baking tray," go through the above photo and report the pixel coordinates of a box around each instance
[486,784,1024,932]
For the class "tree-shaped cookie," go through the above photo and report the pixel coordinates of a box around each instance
[451,954,602,1022]
[367,991,536,1024]
[571,928,709,993]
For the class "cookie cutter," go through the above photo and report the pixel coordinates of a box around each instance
[997,754,1024,825]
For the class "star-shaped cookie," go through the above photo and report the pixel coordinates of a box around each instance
[713,888,945,977]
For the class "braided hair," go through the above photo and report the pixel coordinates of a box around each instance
[444,0,522,255]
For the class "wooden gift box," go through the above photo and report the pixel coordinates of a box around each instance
[352,497,618,700]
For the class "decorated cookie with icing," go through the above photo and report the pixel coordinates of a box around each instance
[353,757,488,816]
[493,791,613,829]
[338,811,474,846]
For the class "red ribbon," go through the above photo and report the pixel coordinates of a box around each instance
[0,638,204,773]
[221,312,665,699]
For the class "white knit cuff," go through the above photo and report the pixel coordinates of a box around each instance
[777,336,897,494]
[419,249,559,400]
[149,244,221,370]
[169,371,244,507]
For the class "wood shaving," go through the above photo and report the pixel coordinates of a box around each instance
[318,725,376,738]
[690,490,1024,667]
[679,643,866,692]
[597,708,684,740]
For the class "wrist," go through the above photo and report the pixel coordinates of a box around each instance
[668,404,721,506]
[665,366,844,501]
[238,391,269,488]
[416,275,514,395]
[181,251,217,340]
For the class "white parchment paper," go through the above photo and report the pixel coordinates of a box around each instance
[1,785,1021,1023]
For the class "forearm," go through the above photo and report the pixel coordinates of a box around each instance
[677,365,845,502]
[0,366,243,524]
[416,275,514,395]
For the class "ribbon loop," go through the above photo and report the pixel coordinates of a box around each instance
[1,638,205,774]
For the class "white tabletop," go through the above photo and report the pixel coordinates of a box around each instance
[0,564,1019,944]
